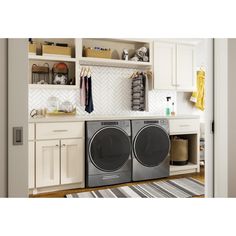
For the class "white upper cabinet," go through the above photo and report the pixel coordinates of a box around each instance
[153,42,176,90]
[176,44,195,91]
[153,41,196,91]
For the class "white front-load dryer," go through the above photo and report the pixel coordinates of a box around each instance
[131,119,170,181]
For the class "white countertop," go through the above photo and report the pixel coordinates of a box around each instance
[28,114,200,123]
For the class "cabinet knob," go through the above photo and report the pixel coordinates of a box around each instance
[55,144,59,147]
[62,144,66,147]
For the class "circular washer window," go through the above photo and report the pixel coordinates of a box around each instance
[89,127,131,172]
[133,125,170,167]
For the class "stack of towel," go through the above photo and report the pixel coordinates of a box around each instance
[131,73,146,111]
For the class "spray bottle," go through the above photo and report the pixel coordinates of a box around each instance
[165,97,171,116]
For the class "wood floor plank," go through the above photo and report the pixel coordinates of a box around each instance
[30,166,204,198]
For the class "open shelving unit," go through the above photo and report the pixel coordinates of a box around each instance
[170,163,199,176]
[78,38,153,69]
[28,38,78,89]
[28,84,78,89]
[79,56,152,69]
[28,38,154,90]
[28,54,76,63]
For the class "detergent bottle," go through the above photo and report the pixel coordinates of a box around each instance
[165,97,171,116]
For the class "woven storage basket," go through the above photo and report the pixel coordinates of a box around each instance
[29,43,37,54]
[84,48,112,59]
[42,45,71,57]
[170,137,188,165]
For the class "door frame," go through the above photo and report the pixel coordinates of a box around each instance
[204,38,214,197]
[214,39,236,197]
[7,38,215,197]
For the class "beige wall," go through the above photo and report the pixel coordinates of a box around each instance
[0,39,7,197]
[8,39,28,197]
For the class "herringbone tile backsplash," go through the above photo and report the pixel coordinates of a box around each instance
[29,66,176,116]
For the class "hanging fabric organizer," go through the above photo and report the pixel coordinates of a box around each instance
[131,71,150,112]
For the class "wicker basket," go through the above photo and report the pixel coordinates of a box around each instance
[83,48,112,59]
[42,45,72,57]
[29,43,37,54]
[170,137,189,165]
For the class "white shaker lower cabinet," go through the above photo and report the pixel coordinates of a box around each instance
[28,141,35,189]
[29,121,85,194]
[61,139,84,185]
[36,140,60,188]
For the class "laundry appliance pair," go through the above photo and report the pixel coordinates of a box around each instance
[86,119,170,187]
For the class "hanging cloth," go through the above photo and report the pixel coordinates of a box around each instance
[80,69,86,107]
[85,75,94,113]
[190,70,205,111]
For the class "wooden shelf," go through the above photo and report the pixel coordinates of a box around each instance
[170,162,198,175]
[28,84,78,89]
[28,54,76,62]
[79,57,152,69]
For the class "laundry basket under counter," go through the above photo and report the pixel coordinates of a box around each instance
[170,136,189,165]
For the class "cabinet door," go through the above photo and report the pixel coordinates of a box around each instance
[153,41,176,90]
[61,138,84,185]
[28,141,35,189]
[176,44,195,91]
[36,140,60,188]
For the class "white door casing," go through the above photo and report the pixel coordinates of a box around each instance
[204,39,214,198]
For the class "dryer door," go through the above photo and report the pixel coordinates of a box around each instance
[89,127,131,172]
[133,125,170,167]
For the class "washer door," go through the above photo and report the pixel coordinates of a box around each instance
[133,125,170,167]
[89,127,131,172]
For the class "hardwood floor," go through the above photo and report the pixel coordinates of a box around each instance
[30,166,204,198]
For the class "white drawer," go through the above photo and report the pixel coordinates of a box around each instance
[36,122,84,140]
[29,123,35,140]
[169,119,199,134]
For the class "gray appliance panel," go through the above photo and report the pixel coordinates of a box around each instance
[132,154,170,181]
[87,120,131,138]
[88,170,131,187]
[131,119,170,181]
[86,120,132,187]
[87,155,131,176]
[131,119,169,136]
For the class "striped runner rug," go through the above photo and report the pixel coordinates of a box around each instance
[66,178,204,198]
